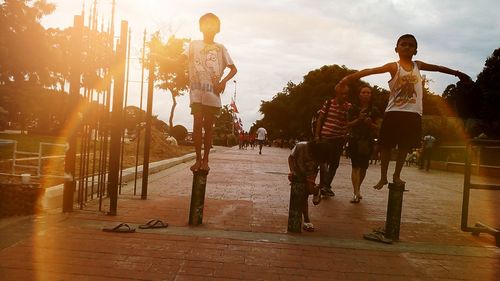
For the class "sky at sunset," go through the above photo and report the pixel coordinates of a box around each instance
[41,0,500,131]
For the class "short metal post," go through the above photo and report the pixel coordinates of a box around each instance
[189,170,209,225]
[385,183,405,240]
[287,181,305,233]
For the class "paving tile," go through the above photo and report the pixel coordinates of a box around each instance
[1,146,499,280]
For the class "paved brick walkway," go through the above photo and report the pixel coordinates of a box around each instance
[1,146,499,280]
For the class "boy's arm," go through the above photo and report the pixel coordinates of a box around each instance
[338,63,396,86]
[288,155,296,182]
[314,112,324,140]
[215,64,238,95]
[416,61,471,81]
[346,112,365,128]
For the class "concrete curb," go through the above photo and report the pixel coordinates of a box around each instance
[41,152,197,211]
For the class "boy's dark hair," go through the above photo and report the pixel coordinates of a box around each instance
[308,139,332,163]
[199,13,220,27]
[396,34,418,48]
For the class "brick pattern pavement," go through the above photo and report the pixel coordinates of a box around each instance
[0,146,499,280]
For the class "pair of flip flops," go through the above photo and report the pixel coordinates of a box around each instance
[102,219,168,233]
[363,228,393,244]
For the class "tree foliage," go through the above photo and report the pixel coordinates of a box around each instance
[0,0,117,134]
[151,33,189,130]
[258,65,389,140]
[443,47,500,138]
[213,105,235,145]
[0,0,56,85]
[476,47,500,123]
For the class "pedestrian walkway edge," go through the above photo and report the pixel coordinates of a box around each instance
[40,152,197,211]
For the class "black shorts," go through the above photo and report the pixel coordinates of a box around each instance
[379,111,421,150]
[190,103,220,117]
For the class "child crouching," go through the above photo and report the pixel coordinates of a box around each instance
[288,139,332,232]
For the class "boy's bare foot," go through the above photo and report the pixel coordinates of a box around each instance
[190,161,201,172]
[392,176,406,185]
[199,160,210,171]
[373,179,388,190]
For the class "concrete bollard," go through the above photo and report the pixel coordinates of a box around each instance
[287,181,305,233]
[385,182,405,240]
[189,170,209,225]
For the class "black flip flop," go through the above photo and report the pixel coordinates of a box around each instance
[102,223,136,233]
[363,231,392,244]
[138,219,169,229]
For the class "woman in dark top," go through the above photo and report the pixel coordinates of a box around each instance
[347,86,381,203]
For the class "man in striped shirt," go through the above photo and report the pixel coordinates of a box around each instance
[314,85,352,197]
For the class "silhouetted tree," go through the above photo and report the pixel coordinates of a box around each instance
[152,33,189,130]
[476,48,500,124]
[0,0,56,85]
[258,64,388,140]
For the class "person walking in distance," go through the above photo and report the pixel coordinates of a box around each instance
[256,126,267,154]
[420,133,436,171]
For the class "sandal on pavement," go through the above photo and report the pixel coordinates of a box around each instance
[349,194,360,203]
[139,219,169,229]
[102,223,136,233]
[303,222,314,232]
[363,231,392,244]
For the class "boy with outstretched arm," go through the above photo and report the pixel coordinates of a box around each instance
[337,34,470,189]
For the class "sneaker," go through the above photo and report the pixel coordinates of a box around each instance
[303,222,314,232]
[320,186,335,197]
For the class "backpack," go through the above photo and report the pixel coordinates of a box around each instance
[311,99,332,137]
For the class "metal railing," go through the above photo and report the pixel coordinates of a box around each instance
[0,139,66,179]
[461,139,500,247]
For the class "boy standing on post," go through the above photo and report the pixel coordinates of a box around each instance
[337,34,470,189]
[184,13,237,172]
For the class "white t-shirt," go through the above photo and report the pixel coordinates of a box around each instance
[256,127,267,140]
[424,135,436,148]
[387,61,424,115]
[290,142,318,178]
[184,40,234,108]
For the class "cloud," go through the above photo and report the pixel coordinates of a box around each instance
[42,0,500,131]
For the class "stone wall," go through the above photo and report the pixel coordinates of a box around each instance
[0,184,44,218]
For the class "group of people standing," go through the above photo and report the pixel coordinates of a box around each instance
[288,34,471,232]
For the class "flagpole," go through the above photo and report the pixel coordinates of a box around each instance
[233,80,236,102]
[232,80,236,135]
